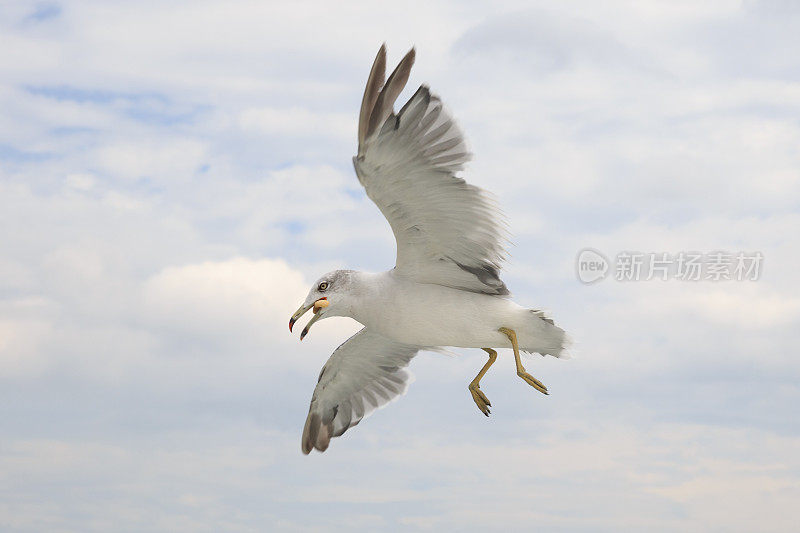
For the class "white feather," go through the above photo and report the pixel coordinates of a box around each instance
[354,85,510,296]
[301,328,419,454]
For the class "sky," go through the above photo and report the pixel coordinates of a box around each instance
[1,0,799,531]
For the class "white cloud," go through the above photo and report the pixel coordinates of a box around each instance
[0,317,53,378]
[1,0,799,530]
[141,257,362,371]
[238,107,354,140]
[4,419,798,531]
[93,139,207,182]
[142,257,305,344]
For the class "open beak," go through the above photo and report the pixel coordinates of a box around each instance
[288,303,311,333]
[289,298,329,340]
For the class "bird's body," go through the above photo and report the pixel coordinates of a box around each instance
[288,45,569,454]
[343,270,566,354]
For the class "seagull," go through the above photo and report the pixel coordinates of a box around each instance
[289,45,568,454]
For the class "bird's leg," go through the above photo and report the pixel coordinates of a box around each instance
[469,348,497,416]
[498,327,549,395]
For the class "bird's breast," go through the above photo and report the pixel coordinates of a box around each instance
[351,278,516,348]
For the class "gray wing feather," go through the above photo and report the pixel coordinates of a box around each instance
[353,47,509,296]
[367,48,415,141]
[357,45,386,148]
[301,328,419,454]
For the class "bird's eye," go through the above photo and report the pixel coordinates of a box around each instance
[318,281,329,291]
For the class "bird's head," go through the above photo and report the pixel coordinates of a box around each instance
[289,270,356,340]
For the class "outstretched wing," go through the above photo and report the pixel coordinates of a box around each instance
[353,45,510,296]
[301,328,419,454]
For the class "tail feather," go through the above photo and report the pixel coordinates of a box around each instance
[522,309,570,358]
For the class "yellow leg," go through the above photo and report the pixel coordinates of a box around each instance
[469,348,497,416]
[498,327,549,395]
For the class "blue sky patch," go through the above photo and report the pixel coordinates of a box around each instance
[24,2,61,23]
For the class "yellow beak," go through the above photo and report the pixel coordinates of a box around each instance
[289,298,329,340]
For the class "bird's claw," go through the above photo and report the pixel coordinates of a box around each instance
[469,384,492,416]
[517,371,548,395]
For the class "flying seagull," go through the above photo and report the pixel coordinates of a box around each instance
[289,45,568,454]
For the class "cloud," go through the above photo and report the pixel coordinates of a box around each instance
[1,1,799,531]
[92,139,207,182]
[453,9,643,74]
[238,106,354,140]
[141,257,360,356]
[8,418,797,531]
